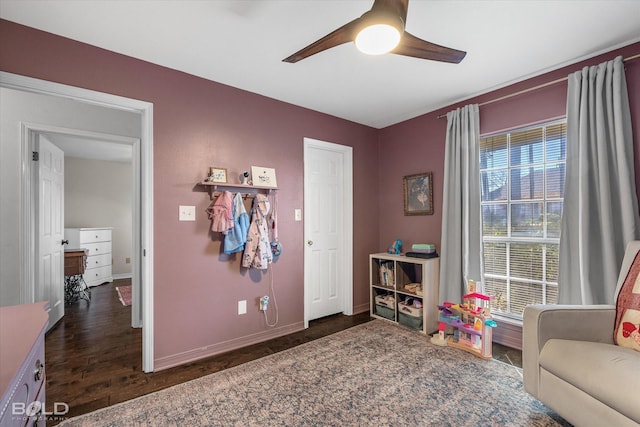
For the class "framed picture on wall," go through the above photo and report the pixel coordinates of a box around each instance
[251,166,278,188]
[208,167,228,183]
[404,172,433,215]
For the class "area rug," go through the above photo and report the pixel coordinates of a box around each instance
[57,320,569,427]
[115,285,132,306]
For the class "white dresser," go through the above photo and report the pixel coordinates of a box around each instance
[64,227,114,288]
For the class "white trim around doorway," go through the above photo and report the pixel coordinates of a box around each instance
[0,71,155,372]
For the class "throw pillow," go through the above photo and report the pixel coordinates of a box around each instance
[615,251,640,351]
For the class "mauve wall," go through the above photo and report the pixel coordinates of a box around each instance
[377,41,640,257]
[0,19,379,368]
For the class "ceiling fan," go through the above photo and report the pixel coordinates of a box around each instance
[282,0,466,64]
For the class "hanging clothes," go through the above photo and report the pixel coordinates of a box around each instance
[242,193,273,270]
[269,191,282,257]
[224,192,250,254]
[206,190,234,233]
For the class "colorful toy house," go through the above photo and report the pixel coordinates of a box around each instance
[436,292,497,359]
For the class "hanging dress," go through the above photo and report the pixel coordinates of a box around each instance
[206,190,234,233]
[242,194,273,269]
[224,192,250,254]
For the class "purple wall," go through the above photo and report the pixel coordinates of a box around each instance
[378,42,640,256]
[0,19,379,368]
[2,18,639,368]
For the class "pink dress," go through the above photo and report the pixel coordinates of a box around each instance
[206,191,234,233]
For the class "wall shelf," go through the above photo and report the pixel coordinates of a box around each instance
[198,181,278,199]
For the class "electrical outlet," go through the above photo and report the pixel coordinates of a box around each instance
[259,295,269,311]
[179,205,196,221]
[238,300,247,315]
[294,209,302,221]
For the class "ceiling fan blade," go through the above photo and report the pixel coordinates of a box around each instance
[282,18,362,63]
[392,31,466,63]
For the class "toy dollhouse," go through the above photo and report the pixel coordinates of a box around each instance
[434,290,497,359]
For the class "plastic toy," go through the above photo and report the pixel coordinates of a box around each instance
[430,321,448,346]
[387,239,402,254]
[436,290,497,359]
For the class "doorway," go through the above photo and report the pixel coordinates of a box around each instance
[303,137,353,327]
[0,71,155,372]
[36,128,138,329]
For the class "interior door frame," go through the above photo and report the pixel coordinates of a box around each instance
[1,71,155,372]
[303,137,353,328]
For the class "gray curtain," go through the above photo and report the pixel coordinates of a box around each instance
[439,104,483,303]
[559,56,640,304]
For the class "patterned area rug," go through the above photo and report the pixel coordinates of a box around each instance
[57,320,569,427]
[115,285,132,306]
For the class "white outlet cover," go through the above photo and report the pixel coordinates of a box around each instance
[294,209,302,221]
[179,205,196,221]
[238,300,247,315]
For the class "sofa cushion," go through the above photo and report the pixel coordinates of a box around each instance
[539,339,640,423]
[615,251,640,352]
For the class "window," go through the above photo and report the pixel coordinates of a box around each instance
[480,120,566,319]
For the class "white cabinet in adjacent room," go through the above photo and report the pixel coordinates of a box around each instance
[64,227,113,287]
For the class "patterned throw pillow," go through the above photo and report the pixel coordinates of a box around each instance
[615,251,640,351]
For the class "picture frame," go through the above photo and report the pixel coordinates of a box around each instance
[251,166,277,188]
[208,167,228,183]
[403,172,434,215]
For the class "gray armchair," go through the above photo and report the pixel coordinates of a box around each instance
[523,241,640,427]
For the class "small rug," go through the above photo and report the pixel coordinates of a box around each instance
[57,320,569,427]
[115,285,132,306]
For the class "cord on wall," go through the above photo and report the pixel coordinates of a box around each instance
[263,264,279,327]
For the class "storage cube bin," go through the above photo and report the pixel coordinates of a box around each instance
[398,301,423,330]
[374,294,395,308]
[375,304,395,320]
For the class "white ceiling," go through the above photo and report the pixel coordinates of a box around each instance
[2,0,640,129]
[44,133,133,163]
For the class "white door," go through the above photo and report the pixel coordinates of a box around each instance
[304,138,353,322]
[36,134,65,329]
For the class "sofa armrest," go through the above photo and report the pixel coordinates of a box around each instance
[522,304,616,398]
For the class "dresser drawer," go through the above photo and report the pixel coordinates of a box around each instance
[79,228,111,244]
[0,303,47,427]
[82,241,111,256]
[1,341,45,426]
[84,265,112,286]
[85,253,111,270]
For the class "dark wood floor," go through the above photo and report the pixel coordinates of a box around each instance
[44,279,372,424]
[45,279,521,425]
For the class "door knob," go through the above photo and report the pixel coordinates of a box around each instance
[307,240,313,246]
[61,239,69,245]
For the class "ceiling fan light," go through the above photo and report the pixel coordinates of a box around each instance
[355,24,401,55]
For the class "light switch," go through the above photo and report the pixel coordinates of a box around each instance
[294,209,302,221]
[179,205,196,221]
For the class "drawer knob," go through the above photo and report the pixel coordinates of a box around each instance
[34,359,44,381]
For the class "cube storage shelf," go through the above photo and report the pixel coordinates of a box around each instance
[369,253,440,334]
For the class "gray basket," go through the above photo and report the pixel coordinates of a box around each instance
[375,304,395,320]
[399,311,423,330]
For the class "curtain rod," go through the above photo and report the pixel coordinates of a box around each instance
[437,52,640,119]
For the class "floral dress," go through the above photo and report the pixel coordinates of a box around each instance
[242,194,273,269]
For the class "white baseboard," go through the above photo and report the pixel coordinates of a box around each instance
[154,321,305,371]
[113,273,133,280]
[352,302,370,315]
